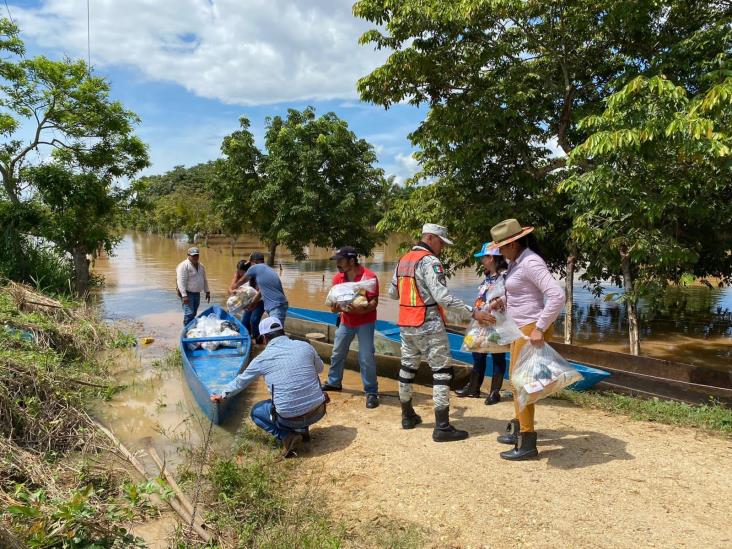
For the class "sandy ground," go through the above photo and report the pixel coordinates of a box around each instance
[295,371,732,549]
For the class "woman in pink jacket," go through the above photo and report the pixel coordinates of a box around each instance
[476,219,565,461]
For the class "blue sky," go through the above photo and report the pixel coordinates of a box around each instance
[7,0,425,183]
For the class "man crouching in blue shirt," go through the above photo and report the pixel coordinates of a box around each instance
[211,317,328,458]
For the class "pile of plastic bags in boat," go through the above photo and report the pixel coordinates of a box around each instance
[325,278,377,308]
[512,343,583,410]
[186,314,240,351]
[226,284,258,316]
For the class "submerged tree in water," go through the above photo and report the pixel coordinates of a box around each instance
[0,18,149,294]
[219,108,386,265]
[564,67,732,354]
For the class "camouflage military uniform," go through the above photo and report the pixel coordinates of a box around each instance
[389,245,472,409]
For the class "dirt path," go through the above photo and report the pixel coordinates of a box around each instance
[298,371,732,549]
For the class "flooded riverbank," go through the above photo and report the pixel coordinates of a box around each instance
[84,232,732,548]
[87,230,731,475]
[95,232,731,370]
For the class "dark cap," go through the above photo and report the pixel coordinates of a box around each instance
[249,251,265,261]
[330,246,358,260]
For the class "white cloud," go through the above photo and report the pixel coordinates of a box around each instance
[12,0,388,105]
[394,151,419,172]
[384,151,420,185]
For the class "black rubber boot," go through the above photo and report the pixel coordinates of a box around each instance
[484,390,501,405]
[432,407,469,442]
[401,400,422,429]
[500,431,539,461]
[455,368,485,398]
[497,418,520,445]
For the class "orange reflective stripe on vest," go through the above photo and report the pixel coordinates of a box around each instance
[396,249,445,327]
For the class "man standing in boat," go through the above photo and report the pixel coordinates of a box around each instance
[322,246,380,409]
[210,317,328,458]
[176,247,210,326]
[238,251,289,326]
[389,224,475,442]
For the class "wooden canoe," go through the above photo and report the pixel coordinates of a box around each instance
[286,307,611,391]
[179,305,252,424]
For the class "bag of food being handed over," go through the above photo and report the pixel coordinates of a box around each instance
[226,284,258,315]
[511,343,583,411]
[325,277,377,307]
[461,319,502,352]
[492,310,526,345]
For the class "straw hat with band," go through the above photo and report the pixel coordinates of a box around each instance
[488,219,534,249]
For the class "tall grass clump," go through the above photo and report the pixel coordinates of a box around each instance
[0,227,74,295]
[0,282,146,547]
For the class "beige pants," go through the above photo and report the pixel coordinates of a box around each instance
[509,322,554,433]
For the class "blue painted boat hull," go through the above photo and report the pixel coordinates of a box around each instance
[179,305,252,424]
[287,306,610,391]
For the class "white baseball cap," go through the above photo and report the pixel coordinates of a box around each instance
[422,223,454,245]
[259,317,284,336]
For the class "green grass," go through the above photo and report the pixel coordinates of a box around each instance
[555,390,732,435]
[173,420,425,548]
[196,424,343,548]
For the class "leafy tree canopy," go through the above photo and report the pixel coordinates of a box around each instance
[355,0,732,269]
[219,107,387,264]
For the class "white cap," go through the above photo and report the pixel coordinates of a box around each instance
[422,223,454,245]
[259,316,284,336]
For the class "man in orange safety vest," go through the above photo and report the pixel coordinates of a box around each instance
[389,223,478,442]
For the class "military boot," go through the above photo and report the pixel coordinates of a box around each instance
[455,368,484,398]
[500,431,539,461]
[401,400,422,429]
[432,407,469,442]
[497,418,520,445]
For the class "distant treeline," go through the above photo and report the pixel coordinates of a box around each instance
[127,107,411,266]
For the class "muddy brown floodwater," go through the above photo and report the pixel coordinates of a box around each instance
[90,232,731,455]
[91,232,732,548]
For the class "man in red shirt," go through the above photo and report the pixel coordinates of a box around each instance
[322,246,380,409]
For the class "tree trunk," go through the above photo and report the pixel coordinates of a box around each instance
[564,253,575,344]
[230,236,236,256]
[1,170,21,205]
[267,242,277,267]
[72,246,90,296]
[620,246,641,355]
[187,232,196,244]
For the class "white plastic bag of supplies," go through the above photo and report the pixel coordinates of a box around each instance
[186,327,205,351]
[325,277,377,307]
[461,319,502,353]
[493,310,526,345]
[218,327,241,348]
[198,314,225,351]
[227,284,258,315]
[511,343,583,411]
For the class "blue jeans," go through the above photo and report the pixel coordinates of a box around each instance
[267,304,288,325]
[182,292,200,326]
[250,399,326,441]
[242,302,265,339]
[327,321,378,394]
